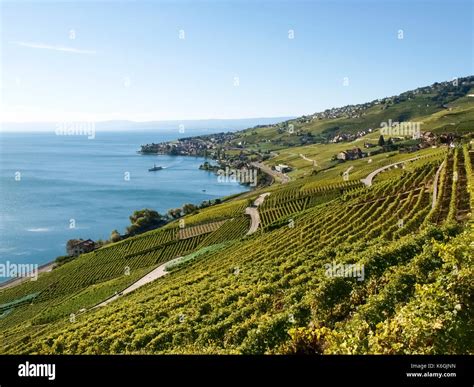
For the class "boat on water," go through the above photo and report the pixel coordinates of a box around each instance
[148,164,163,172]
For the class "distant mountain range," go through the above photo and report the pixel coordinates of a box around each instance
[0,117,295,133]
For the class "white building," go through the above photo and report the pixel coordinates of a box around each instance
[275,164,292,173]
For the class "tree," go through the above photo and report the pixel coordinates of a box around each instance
[378,135,385,147]
[182,203,198,215]
[167,208,182,219]
[110,230,121,243]
[127,209,163,236]
[66,239,82,251]
[65,239,83,256]
[200,200,212,209]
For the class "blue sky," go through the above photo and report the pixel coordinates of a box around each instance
[0,0,472,123]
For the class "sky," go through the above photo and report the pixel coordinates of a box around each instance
[0,0,473,124]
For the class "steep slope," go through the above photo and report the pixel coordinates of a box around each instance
[227,76,473,151]
[1,144,472,355]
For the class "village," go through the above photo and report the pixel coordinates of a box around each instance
[139,132,239,157]
[332,130,455,162]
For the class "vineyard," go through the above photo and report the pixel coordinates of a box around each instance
[197,216,250,247]
[0,143,471,355]
[0,197,252,335]
[177,220,227,240]
[174,199,251,226]
[259,179,363,229]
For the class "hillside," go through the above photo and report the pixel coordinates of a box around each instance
[229,76,474,151]
[0,79,473,355]
[138,77,474,173]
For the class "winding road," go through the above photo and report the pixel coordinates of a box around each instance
[245,192,270,235]
[93,193,271,308]
[251,162,290,184]
[343,166,354,179]
[93,256,182,309]
[360,157,420,187]
[299,153,317,166]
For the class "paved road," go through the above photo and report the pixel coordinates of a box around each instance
[93,256,182,308]
[245,192,270,235]
[360,157,420,187]
[251,162,290,184]
[93,192,271,308]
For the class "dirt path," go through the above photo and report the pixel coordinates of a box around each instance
[245,192,270,235]
[93,256,182,308]
[299,153,317,166]
[94,192,271,308]
[343,166,354,179]
[361,157,420,187]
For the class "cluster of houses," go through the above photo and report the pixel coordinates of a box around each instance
[140,132,245,158]
[310,104,371,120]
[140,138,216,156]
[335,131,446,159]
[245,77,473,136]
[331,128,374,143]
[292,76,474,128]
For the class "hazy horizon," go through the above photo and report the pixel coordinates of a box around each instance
[0,116,296,132]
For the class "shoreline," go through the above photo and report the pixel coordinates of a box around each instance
[0,261,56,291]
[0,144,261,294]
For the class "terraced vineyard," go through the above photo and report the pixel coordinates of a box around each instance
[177,220,227,240]
[0,203,250,335]
[0,144,471,355]
[197,216,250,247]
[175,199,251,225]
[259,179,363,229]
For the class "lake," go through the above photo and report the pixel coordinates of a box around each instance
[0,130,249,279]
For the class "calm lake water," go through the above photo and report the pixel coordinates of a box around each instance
[0,130,248,277]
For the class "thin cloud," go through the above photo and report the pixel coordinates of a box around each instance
[10,41,96,54]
